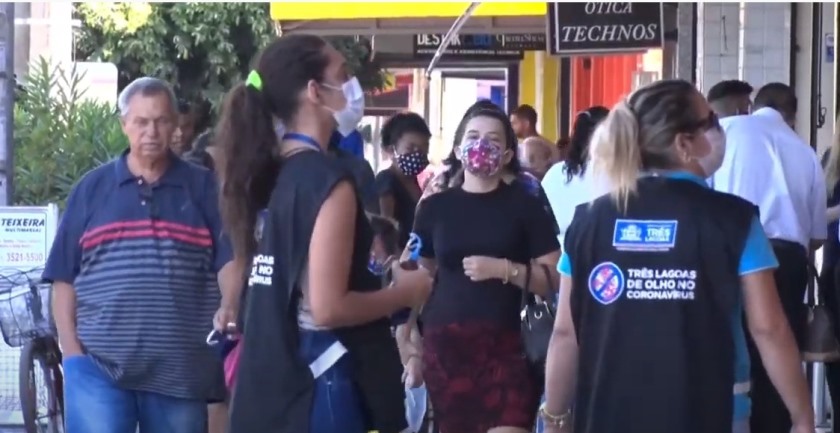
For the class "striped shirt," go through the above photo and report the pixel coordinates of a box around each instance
[43,150,232,400]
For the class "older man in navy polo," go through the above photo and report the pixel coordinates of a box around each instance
[43,77,243,433]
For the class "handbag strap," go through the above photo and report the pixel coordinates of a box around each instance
[808,262,823,307]
[539,263,553,297]
[520,262,533,310]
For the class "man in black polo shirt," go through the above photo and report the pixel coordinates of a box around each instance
[44,77,244,433]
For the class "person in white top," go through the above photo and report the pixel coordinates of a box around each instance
[541,106,609,246]
[712,82,827,433]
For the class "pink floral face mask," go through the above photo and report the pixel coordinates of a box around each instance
[460,138,504,177]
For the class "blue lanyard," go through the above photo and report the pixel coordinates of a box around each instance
[281,133,322,151]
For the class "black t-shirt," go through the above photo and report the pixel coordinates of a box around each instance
[375,168,419,248]
[413,182,559,330]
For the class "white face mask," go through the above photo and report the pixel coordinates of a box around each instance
[324,77,365,137]
[404,384,428,433]
[697,127,726,177]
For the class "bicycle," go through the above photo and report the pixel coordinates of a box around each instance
[0,268,64,433]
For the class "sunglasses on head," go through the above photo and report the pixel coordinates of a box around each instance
[681,111,720,133]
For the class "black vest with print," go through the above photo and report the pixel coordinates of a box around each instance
[564,176,755,433]
[229,151,405,433]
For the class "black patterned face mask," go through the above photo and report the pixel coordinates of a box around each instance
[395,151,429,176]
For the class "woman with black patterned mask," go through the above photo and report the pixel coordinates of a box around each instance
[376,111,432,248]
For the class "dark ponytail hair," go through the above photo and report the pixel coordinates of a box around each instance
[441,101,516,188]
[564,105,609,182]
[216,34,329,259]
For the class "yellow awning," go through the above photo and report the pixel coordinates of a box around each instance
[270,2,546,21]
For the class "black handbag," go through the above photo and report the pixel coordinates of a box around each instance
[803,263,840,362]
[520,263,556,366]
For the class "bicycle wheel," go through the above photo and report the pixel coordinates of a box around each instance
[20,337,64,433]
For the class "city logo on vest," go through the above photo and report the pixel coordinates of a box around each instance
[588,262,626,305]
[612,219,678,252]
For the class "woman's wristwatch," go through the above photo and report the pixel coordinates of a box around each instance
[538,402,571,428]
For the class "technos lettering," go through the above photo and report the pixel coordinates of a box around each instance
[558,3,658,45]
[625,267,696,301]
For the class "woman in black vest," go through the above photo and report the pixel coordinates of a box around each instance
[541,79,813,433]
[215,34,432,433]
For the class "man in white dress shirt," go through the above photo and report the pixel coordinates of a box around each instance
[712,82,827,433]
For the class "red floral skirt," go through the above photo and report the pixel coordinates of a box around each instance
[422,322,540,433]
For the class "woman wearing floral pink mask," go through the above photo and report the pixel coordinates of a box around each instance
[410,108,561,433]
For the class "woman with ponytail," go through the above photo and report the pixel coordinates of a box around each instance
[541,79,812,433]
[216,34,432,433]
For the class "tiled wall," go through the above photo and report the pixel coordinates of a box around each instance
[696,2,792,94]
[740,2,792,87]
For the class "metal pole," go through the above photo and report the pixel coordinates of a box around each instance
[424,2,480,80]
[0,3,14,206]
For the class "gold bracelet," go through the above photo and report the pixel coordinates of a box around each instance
[502,259,510,284]
[538,404,571,428]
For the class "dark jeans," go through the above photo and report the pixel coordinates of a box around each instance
[747,240,808,433]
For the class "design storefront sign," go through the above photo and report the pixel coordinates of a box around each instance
[413,33,545,60]
[547,2,665,56]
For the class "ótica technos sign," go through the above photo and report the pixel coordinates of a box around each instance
[547,2,665,55]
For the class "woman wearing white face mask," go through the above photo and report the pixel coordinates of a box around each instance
[216,34,433,433]
[698,119,727,179]
[541,79,812,433]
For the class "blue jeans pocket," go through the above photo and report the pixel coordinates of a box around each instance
[300,330,367,433]
[310,369,366,433]
[62,354,92,377]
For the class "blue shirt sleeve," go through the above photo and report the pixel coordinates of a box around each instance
[43,179,88,284]
[201,171,233,272]
[558,252,572,276]
[738,216,779,275]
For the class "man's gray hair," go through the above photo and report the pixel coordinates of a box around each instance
[117,77,177,117]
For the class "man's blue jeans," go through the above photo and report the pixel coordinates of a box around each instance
[63,355,207,433]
